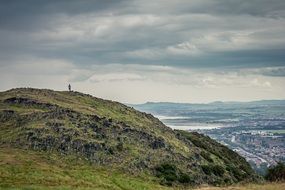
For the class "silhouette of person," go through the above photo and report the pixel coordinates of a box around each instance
[68,84,71,92]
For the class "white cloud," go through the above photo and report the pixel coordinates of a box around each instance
[1,59,284,103]
[124,48,164,59]
[250,79,272,88]
[167,42,201,55]
[88,73,144,82]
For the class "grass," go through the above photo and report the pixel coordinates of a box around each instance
[196,183,285,190]
[0,147,170,190]
[1,147,284,190]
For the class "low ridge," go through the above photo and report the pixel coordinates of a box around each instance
[0,88,259,188]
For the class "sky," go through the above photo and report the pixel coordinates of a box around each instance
[0,0,285,104]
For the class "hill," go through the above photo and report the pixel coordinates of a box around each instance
[131,100,285,115]
[0,88,259,189]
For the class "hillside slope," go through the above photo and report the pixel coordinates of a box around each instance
[0,88,259,188]
[1,147,280,190]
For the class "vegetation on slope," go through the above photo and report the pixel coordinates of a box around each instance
[0,147,282,190]
[0,147,169,190]
[0,88,259,188]
[176,131,256,183]
[265,162,285,182]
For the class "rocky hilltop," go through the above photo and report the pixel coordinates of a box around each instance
[0,88,259,187]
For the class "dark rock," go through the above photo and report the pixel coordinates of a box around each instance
[150,137,166,149]
[4,97,57,110]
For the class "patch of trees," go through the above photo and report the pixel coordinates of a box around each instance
[265,162,285,182]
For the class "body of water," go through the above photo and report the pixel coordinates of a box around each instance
[155,115,225,130]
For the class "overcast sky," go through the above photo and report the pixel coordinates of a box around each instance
[1,0,285,103]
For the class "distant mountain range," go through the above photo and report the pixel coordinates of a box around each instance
[130,100,285,114]
[133,99,285,107]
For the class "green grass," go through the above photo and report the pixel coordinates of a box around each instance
[0,147,171,190]
[1,147,282,190]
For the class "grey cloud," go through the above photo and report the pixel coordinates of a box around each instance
[1,0,285,31]
[1,0,285,103]
[195,0,285,18]
[0,0,285,72]
[0,0,129,30]
[128,0,285,17]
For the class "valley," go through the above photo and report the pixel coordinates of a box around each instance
[133,101,285,175]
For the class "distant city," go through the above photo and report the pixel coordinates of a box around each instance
[133,100,285,175]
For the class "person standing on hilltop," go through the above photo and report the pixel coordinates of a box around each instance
[68,84,71,92]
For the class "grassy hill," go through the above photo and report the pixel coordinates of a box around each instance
[0,88,260,189]
[0,147,283,190]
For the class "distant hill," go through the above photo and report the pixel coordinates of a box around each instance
[131,100,285,115]
[132,99,285,108]
[0,88,260,189]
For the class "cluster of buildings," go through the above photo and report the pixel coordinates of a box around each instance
[206,129,285,168]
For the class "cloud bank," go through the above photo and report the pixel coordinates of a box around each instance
[0,0,285,103]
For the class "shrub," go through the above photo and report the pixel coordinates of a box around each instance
[212,165,225,176]
[155,163,178,185]
[223,177,232,184]
[265,162,285,182]
[178,173,191,184]
[201,151,213,162]
[155,163,192,185]
[107,147,114,154]
[226,165,243,180]
[202,165,212,175]
[116,142,123,151]
[201,164,225,176]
